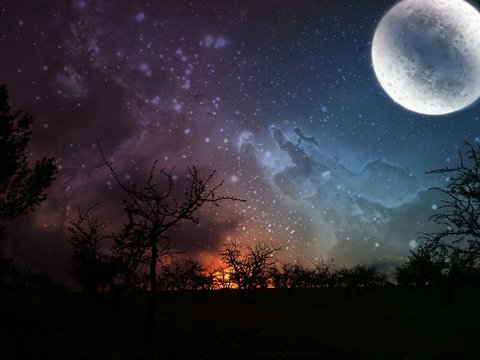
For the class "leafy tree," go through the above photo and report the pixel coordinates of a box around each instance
[0,84,56,286]
[158,256,206,291]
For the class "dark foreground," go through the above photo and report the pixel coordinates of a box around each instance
[2,287,479,359]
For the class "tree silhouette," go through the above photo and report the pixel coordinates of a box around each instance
[418,143,480,292]
[395,244,443,293]
[0,84,56,286]
[334,264,383,298]
[2,263,62,292]
[269,261,322,297]
[220,239,281,298]
[312,259,336,289]
[158,256,207,291]
[99,143,243,340]
[269,262,296,289]
[336,266,355,298]
[350,264,385,289]
[0,84,56,220]
[213,267,235,289]
[108,220,151,300]
[68,205,157,304]
[68,206,111,299]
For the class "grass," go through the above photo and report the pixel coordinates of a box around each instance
[2,287,480,359]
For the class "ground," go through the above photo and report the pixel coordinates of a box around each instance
[2,288,479,359]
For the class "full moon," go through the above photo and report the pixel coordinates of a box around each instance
[372,0,480,115]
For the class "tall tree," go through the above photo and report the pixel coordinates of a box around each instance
[0,84,56,220]
[99,143,244,340]
[0,84,56,282]
[420,143,480,285]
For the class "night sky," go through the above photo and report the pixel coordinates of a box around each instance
[2,0,480,280]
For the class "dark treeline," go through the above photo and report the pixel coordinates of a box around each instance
[1,82,480,346]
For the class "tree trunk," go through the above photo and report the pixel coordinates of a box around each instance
[146,238,158,341]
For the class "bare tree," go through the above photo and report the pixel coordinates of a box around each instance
[214,267,235,289]
[68,204,153,306]
[417,143,480,294]
[269,262,296,289]
[98,142,244,340]
[108,221,151,302]
[312,258,336,289]
[396,245,440,287]
[268,261,314,297]
[220,239,281,298]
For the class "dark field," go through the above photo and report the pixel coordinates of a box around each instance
[2,288,480,359]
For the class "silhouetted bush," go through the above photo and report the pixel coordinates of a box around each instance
[1,262,66,292]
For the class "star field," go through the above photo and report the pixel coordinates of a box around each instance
[1,0,480,279]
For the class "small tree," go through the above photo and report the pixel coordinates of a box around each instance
[68,206,112,299]
[351,264,384,289]
[336,266,355,298]
[220,239,281,297]
[0,84,56,220]
[99,143,243,340]
[2,263,61,292]
[336,264,385,298]
[395,244,443,290]
[312,259,336,289]
[68,205,152,304]
[214,267,235,289]
[158,256,206,291]
[269,261,317,296]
